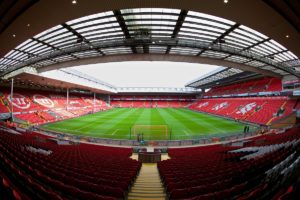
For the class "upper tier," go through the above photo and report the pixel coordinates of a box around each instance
[204,77,282,97]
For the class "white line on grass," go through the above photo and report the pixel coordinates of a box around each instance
[184,130,190,136]
[111,129,119,135]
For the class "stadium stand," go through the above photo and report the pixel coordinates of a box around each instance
[0,2,300,200]
[189,97,297,125]
[204,78,282,97]
[0,88,110,125]
[1,83,297,127]
[2,84,297,199]
[0,126,141,199]
[111,95,195,100]
[272,177,300,200]
[110,95,194,108]
[111,100,191,108]
[158,126,300,200]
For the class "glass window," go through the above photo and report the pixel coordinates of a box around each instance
[178,32,217,40]
[251,46,270,56]
[257,43,277,54]
[225,56,249,63]
[224,36,252,47]
[183,22,225,33]
[15,39,32,50]
[247,60,265,67]
[188,11,235,25]
[177,36,213,43]
[229,32,258,44]
[35,25,65,40]
[31,46,53,55]
[20,41,41,52]
[239,25,268,39]
[201,50,229,58]
[121,8,180,14]
[27,43,47,52]
[80,27,122,36]
[89,36,124,42]
[180,27,220,36]
[269,40,286,51]
[49,37,77,46]
[185,16,231,29]
[71,17,117,29]
[85,32,123,40]
[67,11,114,25]
[49,40,76,48]
[286,51,298,59]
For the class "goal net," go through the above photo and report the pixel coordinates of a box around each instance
[130,124,170,141]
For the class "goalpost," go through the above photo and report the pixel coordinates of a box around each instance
[130,124,171,141]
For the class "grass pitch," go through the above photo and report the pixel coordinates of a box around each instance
[41,108,246,140]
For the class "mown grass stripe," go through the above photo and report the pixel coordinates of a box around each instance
[41,108,248,140]
[104,108,147,139]
[157,108,194,140]
[180,108,244,133]
[42,108,128,133]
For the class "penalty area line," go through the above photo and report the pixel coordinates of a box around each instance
[111,129,119,135]
[184,130,191,136]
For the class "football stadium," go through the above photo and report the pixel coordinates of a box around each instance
[0,0,300,199]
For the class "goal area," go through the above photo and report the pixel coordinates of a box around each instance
[130,124,170,141]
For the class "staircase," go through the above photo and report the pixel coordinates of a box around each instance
[267,101,287,125]
[265,78,273,91]
[267,101,288,125]
[0,98,11,113]
[128,163,166,200]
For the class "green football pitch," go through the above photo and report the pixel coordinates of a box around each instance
[41,108,247,140]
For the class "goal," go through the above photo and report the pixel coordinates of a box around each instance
[130,124,170,141]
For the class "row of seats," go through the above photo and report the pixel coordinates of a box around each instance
[0,170,28,200]
[189,97,297,125]
[111,100,191,108]
[273,176,300,200]
[204,77,282,97]
[15,106,106,125]
[0,88,110,125]
[0,127,141,199]
[111,95,195,101]
[158,126,300,200]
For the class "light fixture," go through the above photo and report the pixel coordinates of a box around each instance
[27,24,30,27]
[224,0,229,3]
[285,35,290,38]
[72,0,77,4]
[12,34,16,38]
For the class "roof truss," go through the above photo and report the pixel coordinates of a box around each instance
[0,8,299,79]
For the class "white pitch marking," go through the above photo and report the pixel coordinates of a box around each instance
[184,130,190,136]
[111,129,119,135]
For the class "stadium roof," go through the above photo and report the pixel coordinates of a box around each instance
[0,0,299,90]
[186,68,261,89]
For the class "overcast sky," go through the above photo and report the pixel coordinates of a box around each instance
[71,61,223,88]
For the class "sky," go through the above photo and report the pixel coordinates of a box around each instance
[70,61,223,88]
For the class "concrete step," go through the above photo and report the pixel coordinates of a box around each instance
[128,196,166,200]
[128,163,166,199]
[131,188,165,192]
